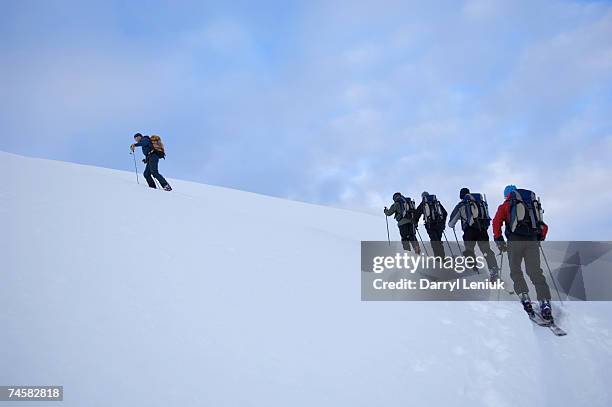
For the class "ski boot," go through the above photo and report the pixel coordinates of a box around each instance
[163,184,173,192]
[519,293,535,317]
[539,299,553,321]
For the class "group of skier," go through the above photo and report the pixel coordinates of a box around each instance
[129,132,555,323]
[384,186,554,321]
[384,192,448,256]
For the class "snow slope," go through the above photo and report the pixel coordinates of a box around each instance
[1,151,611,407]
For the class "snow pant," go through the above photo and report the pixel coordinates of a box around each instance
[507,236,551,300]
[462,226,498,271]
[143,154,169,189]
[398,223,421,253]
[425,223,445,258]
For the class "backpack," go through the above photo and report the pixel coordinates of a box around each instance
[422,194,444,224]
[149,135,166,158]
[394,195,416,222]
[508,189,543,236]
[463,193,490,229]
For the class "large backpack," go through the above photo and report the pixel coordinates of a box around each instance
[395,195,416,222]
[463,193,490,229]
[508,189,543,236]
[422,194,444,224]
[150,135,166,158]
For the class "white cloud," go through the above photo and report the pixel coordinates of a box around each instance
[1,0,612,239]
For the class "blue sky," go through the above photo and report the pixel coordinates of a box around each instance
[1,0,612,239]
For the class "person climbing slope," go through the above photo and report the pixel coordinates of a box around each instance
[415,191,447,257]
[448,187,499,280]
[130,133,172,191]
[492,185,552,320]
[384,192,421,254]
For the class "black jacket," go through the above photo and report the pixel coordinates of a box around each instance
[416,200,447,228]
[134,136,154,158]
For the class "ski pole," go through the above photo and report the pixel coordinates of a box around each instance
[539,243,563,304]
[130,151,139,184]
[452,226,463,254]
[497,250,504,302]
[385,215,390,247]
[443,231,455,257]
[416,227,429,256]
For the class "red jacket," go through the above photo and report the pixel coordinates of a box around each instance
[492,198,548,240]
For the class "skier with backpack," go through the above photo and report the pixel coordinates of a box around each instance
[130,133,172,191]
[415,191,447,257]
[384,193,422,254]
[448,187,500,280]
[492,185,552,320]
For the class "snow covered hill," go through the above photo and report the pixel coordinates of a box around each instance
[1,151,611,407]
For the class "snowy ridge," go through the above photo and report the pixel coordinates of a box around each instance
[1,151,611,407]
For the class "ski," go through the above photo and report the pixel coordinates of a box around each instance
[546,323,567,336]
[528,312,550,327]
[529,310,567,336]
[534,310,567,336]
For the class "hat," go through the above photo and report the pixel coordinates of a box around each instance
[504,185,517,198]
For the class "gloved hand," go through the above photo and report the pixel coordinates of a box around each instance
[537,223,546,241]
[384,206,388,214]
[494,236,507,252]
[130,144,136,152]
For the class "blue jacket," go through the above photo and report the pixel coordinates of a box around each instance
[134,136,153,157]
